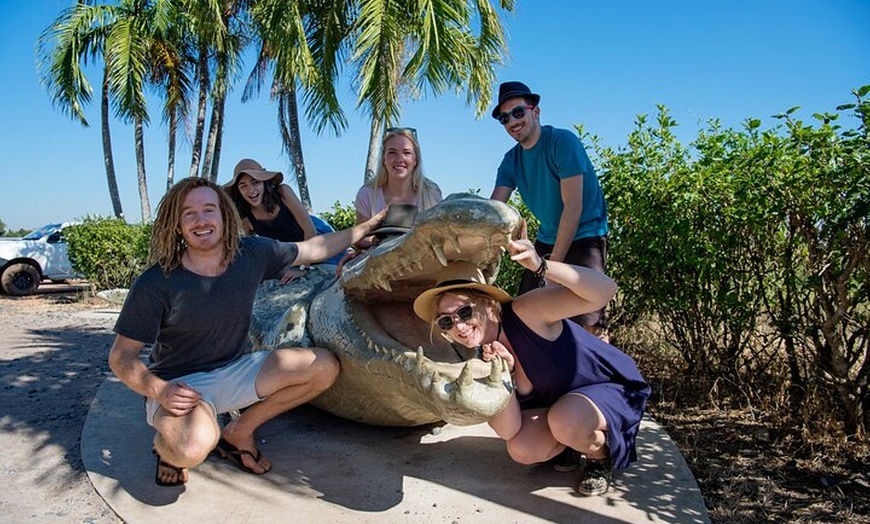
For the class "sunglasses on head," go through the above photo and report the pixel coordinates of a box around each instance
[495,105,535,125]
[436,304,475,331]
[385,127,418,139]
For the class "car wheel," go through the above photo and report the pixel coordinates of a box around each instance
[1,263,41,296]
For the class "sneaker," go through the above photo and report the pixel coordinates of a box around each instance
[551,447,582,472]
[576,457,612,496]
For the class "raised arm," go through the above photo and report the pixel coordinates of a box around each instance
[508,224,616,338]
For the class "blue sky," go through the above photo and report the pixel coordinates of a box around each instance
[1,1,868,230]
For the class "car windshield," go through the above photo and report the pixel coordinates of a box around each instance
[22,223,62,240]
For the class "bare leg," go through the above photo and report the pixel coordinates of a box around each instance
[501,407,563,465]
[221,347,339,473]
[547,393,608,459]
[487,394,522,439]
[152,401,221,484]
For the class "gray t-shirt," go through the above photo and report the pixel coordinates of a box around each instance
[113,236,298,380]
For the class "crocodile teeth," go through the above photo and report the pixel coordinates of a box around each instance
[431,242,448,266]
[447,234,462,254]
[456,362,474,387]
[415,346,426,374]
[486,358,503,386]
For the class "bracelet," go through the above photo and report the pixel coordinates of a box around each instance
[533,257,547,281]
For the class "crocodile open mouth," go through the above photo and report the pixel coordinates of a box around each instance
[250,194,523,426]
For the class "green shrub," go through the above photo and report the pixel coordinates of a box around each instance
[318,201,356,231]
[589,88,869,436]
[495,195,539,295]
[65,217,151,291]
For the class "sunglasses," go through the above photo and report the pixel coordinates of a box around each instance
[495,105,535,125]
[436,304,475,331]
[385,127,418,139]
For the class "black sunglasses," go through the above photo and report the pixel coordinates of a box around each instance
[436,304,475,331]
[495,105,535,125]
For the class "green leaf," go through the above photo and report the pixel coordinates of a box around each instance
[857,85,870,97]
[786,106,801,115]
[836,104,855,111]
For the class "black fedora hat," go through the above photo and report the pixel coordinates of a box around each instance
[491,81,541,119]
[371,203,419,240]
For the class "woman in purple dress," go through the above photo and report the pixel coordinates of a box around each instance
[413,225,649,496]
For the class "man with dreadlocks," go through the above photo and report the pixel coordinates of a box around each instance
[109,177,385,487]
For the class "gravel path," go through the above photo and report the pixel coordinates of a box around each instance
[0,290,121,523]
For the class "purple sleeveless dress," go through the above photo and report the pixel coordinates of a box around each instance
[502,302,650,469]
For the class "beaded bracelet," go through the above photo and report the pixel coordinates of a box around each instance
[534,257,547,287]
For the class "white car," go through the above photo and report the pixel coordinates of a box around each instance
[0,223,81,295]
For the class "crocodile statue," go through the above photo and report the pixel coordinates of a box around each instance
[246,193,523,427]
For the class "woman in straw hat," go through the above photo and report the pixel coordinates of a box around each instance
[224,158,317,243]
[413,225,650,496]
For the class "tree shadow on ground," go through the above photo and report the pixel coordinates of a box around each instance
[0,304,116,489]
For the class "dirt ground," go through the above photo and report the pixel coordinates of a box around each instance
[1,284,867,523]
[0,285,121,523]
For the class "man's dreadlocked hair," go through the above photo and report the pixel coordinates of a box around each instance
[148,177,244,273]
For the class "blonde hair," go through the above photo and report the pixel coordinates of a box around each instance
[369,129,428,191]
[148,177,244,272]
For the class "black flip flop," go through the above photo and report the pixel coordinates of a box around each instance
[214,438,271,475]
[152,449,187,487]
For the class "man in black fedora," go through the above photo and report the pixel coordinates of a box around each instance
[489,81,611,473]
[489,81,609,335]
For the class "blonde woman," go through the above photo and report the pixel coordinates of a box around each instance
[353,127,442,249]
[413,225,649,496]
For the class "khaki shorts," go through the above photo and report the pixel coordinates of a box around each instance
[145,351,270,427]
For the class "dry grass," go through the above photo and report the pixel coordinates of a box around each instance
[622,326,870,524]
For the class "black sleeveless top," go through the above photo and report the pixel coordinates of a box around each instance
[246,200,305,242]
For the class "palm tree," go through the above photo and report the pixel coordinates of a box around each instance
[352,0,514,182]
[103,0,162,222]
[245,0,350,209]
[180,0,229,180]
[38,1,125,219]
[201,1,249,183]
[146,0,195,191]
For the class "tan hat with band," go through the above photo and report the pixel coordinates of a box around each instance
[413,261,511,322]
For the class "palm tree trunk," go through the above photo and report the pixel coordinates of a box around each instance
[364,115,382,184]
[278,88,311,210]
[209,92,226,183]
[188,44,209,178]
[101,69,124,219]
[201,91,226,183]
[134,116,151,222]
[166,108,177,192]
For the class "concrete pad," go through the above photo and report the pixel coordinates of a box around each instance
[83,378,709,523]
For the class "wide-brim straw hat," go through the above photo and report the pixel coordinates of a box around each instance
[413,261,511,322]
[224,158,283,189]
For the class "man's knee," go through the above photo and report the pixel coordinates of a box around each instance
[154,415,220,466]
[311,349,340,390]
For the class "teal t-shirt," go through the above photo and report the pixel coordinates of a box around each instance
[495,125,608,244]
